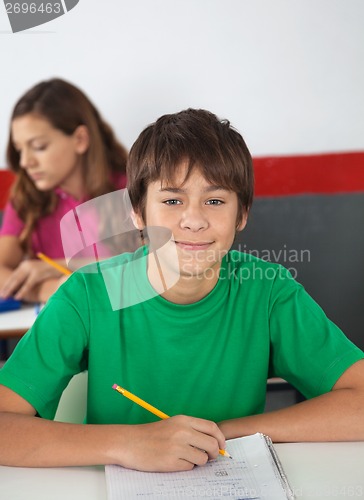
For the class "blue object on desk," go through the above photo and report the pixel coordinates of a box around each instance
[0,297,22,313]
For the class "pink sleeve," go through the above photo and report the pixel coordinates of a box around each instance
[0,201,24,237]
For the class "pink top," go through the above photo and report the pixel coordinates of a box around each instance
[0,173,127,259]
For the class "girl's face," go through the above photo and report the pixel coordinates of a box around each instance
[11,113,89,199]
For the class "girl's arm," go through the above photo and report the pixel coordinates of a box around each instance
[218,359,364,442]
[0,235,24,288]
[0,385,225,472]
[0,235,24,268]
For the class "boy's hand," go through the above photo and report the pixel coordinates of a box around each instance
[113,415,226,472]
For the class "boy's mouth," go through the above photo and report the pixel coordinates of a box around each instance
[174,240,213,251]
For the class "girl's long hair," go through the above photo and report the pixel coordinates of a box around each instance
[6,78,128,255]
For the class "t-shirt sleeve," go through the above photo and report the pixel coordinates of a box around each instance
[0,201,24,236]
[268,266,364,399]
[0,273,90,420]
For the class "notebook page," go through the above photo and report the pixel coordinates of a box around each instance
[106,433,294,499]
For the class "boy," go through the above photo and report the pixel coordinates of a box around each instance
[0,109,363,472]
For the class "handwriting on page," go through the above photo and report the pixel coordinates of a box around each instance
[106,434,292,499]
[107,459,260,499]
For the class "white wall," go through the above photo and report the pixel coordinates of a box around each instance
[0,0,363,166]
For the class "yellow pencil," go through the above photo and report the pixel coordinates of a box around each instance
[112,384,232,459]
[37,252,72,276]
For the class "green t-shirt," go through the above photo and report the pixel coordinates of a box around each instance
[0,250,362,423]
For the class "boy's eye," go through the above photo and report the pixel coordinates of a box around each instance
[206,199,224,205]
[164,199,182,205]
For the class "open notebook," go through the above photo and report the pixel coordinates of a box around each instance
[105,432,294,499]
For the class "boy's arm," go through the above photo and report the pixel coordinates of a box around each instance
[218,359,364,442]
[0,385,225,471]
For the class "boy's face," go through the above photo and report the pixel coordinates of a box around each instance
[134,161,247,281]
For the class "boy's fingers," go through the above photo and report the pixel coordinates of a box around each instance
[189,417,226,451]
[186,445,210,467]
[189,431,220,461]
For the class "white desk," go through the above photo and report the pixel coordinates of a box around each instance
[0,465,107,500]
[0,305,36,338]
[0,442,363,499]
[276,442,364,499]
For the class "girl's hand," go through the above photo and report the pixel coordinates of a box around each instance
[111,415,226,472]
[0,259,63,300]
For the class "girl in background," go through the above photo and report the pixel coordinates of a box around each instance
[0,78,128,303]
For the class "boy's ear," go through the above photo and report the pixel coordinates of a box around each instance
[73,125,90,154]
[236,212,248,232]
[131,210,145,230]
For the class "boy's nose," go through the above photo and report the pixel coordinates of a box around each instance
[180,205,209,231]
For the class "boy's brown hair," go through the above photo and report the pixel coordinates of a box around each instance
[127,108,254,225]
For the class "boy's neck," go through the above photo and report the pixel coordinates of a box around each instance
[148,263,222,305]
